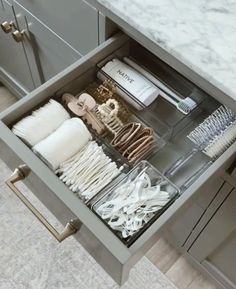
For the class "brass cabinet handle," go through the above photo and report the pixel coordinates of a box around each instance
[6,165,80,242]
[1,21,16,33]
[12,29,25,42]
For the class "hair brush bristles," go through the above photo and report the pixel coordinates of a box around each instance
[203,120,236,159]
[187,105,236,159]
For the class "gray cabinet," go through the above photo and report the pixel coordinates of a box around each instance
[13,2,82,85]
[0,0,100,95]
[13,0,99,55]
[0,33,235,285]
[189,187,236,289]
[165,167,229,248]
[166,161,236,289]
[0,0,34,95]
[0,0,234,284]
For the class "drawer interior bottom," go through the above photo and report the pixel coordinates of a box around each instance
[6,37,236,246]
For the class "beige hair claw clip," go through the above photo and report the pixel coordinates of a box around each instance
[98,99,123,135]
[62,92,106,135]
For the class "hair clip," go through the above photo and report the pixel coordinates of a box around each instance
[98,99,123,135]
[103,79,117,93]
[61,93,77,105]
[96,84,114,102]
[62,93,106,135]
[86,81,131,122]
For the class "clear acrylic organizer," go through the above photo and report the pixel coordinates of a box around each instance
[89,160,180,246]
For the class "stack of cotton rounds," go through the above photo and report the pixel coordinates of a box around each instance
[12,99,70,146]
[33,118,92,170]
[12,100,92,170]
[12,98,120,202]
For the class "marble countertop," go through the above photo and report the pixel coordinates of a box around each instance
[93,0,236,107]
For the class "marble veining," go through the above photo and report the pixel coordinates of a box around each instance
[97,0,236,102]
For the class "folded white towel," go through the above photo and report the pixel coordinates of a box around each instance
[12,99,70,146]
[33,118,92,170]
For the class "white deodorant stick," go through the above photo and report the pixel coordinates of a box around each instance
[99,58,159,110]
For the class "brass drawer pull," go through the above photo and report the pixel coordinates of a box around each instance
[1,21,16,33]
[12,29,25,42]
[6,164,79,242]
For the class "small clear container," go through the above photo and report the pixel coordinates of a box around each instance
[96,54,172,142]
[89,160,180,246]
[56,140,130,204]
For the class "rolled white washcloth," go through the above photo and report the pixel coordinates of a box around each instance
[12,99,70,146]
[33,118,92,170]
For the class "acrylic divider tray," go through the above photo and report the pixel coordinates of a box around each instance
[95,57,172,141]
[56,139,130,204]
[89,160,180,246]
[87,71,171,166]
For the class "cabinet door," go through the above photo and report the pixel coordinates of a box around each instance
[0,0,34,95]
[13,0,99,55]
[165,175,225,247]
[189,188,236,289]
[13,1,81,86]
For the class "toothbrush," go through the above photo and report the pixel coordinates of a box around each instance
[123,57,197,114]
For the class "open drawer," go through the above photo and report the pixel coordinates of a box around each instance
[0,33,235,285]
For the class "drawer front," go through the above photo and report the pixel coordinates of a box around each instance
[0,0,34,92]
[189,189,236,289]
[166,175,226,248]
[13,0,99,55]
[221,158,236,188]
[206,226,236,288]
[0,139,130,284]
[184,180,235,250]
[0,139,76,226]
[165,202,204,247]
[0,33,235,285]
[13,1,81,86]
